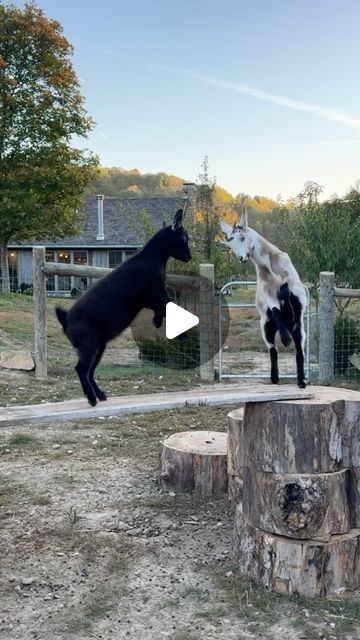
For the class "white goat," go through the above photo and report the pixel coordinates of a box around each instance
[221,208,307,388]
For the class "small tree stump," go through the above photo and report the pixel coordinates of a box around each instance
[160,431,227,495]
[234,510,360,597]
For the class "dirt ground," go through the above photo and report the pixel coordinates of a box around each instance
[1,404,360,640]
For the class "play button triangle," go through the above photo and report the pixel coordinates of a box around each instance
[165,302,199,340]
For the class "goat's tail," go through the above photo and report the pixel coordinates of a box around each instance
[55,306,68,333]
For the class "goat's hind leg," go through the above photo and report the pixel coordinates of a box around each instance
[260,315,279,384]
[75,344,99,406]
[88,342,107,401]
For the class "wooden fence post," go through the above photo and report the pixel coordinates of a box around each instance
[199,263,214,382]
[33,246,47,379]
[319,271,334,383]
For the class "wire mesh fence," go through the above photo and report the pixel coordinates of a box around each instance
[333,282,360,382]
[218,282,313,381]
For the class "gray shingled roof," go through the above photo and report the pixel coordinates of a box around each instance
[9,196,188,248]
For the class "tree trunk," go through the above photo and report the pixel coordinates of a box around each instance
[160,430,227,496]
[0,242,10,293]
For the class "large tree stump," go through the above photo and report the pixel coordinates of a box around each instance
[234,509,360,597]
[229,386,360,597]
[160,431,227,496]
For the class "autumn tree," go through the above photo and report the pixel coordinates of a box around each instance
[0,2,98,291]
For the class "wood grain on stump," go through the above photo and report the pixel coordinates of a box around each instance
[160,431,227,496]
[234,510,360,597]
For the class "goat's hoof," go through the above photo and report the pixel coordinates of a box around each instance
[298,380,307,389]
[97,391,107,401]
[88,397,97,407]
[271,375,279,384]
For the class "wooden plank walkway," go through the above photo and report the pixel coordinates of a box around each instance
[0,384,314,426]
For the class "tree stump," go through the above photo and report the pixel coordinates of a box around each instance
[160,431,227,496]
[229,386,360,597]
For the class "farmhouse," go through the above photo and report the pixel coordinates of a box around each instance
[6,183,196,295]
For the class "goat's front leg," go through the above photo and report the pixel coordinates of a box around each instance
[260,315,279,384]
[291,313,307,388]
[152,289,170,329]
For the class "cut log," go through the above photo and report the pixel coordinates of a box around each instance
[227,408,244,477]
[160,430,227,496]
[241,388,360,473]
[242,467,355,540]
[234,508,360,597]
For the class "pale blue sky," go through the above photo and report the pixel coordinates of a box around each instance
[11,0,360,199]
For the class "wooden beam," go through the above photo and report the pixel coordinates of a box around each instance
[0,385,314,426]
[42,261,199,288]
[334,287,360,298]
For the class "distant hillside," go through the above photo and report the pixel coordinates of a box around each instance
[85,167,186,198]
[85,166,291,218]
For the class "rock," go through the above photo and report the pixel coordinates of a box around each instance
[0,349,35,371]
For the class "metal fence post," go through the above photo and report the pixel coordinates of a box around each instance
[319,271,334,383]
[33,246,47,379]
[199,263,214,382]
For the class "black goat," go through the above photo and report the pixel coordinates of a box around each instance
[55,209,191,405]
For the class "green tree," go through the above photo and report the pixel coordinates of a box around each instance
[279,186,360,300]
[0,2,98,291]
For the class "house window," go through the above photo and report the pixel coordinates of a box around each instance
[45,249,88,295]
[7,251,17,291]
[57,250,71,292]
[73,250,88,292]
[108,250,123,268]
[45,251,55,291]
[108,249,136,268]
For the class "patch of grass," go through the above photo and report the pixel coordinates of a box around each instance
[32,494,52,506]
[211,567,360,639]
[7,432,39,447]
[197,605,227,621]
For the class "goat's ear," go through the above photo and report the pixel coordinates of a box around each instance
[220,220,233,241]
[172,209,183,230]
[239,206,248,229]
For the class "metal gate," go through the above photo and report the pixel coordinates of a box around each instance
[218,280,311,381]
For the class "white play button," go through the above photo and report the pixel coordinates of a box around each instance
[165,302,199,340]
